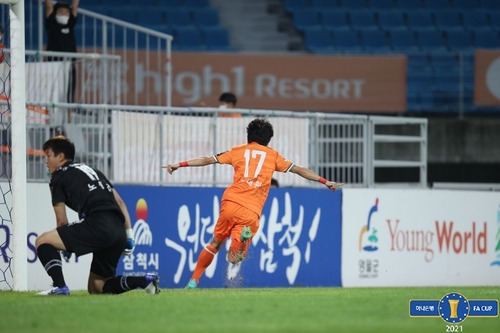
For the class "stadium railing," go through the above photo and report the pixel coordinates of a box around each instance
[0,104,427,188]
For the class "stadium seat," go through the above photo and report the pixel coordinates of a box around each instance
[406,11,435,31]
[388,30,420,51]
[451,0,478,10]
[338,0,368,10]
[378,11,407,31]
[159,0,184,8]
[167,9,193,27]
[397,0,422,10]
[423,0,450,10]
[109,8,140,24]
[462,11,492,31]
[407,66,434,87]
[304,28,333,52]
[360,29,391,52]
[283,0,310,13]
[331,30,362,53]
[172,26,205,51]
[293,10,322,31]
[473,30,500,48]
[192,8,220,28]
[350,11,378,30]
[434,10,464,32]
[429,53,459,69]
[321,11,351,31]
[490,12,500,30]
[445,30,473,51]
[312,0,339,10]
[201,26,236,51]
[185,0,210,7]
[479,0,500,10]
[370,0,396,10]
[416,30,447,51]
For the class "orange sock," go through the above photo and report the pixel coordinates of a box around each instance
[190,245,217,284]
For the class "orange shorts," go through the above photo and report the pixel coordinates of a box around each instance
[213,201,259,244]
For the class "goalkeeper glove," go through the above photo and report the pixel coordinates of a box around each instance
[61,251,72,261]
[123,228,135,256]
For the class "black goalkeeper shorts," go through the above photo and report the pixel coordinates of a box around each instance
[57,211,127,278]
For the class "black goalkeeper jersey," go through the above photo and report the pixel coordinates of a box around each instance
[45,12,77,54]
[49,161,124,220]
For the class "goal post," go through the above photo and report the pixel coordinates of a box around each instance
[1,0,28,291]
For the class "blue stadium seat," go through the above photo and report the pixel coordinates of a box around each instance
[192,7,220,28]
[445,30,473,50]
[321,11,351,31]
[350,11,378,30]
[109,8,140,24]
[338,0,368,10]
[167,9,193,27]
[490,12,500,30]
[462,11,492,31]
[370,0,396,10]
[388,30,420,51]
[312,0,339,10]
[304,28,333,52]
[434,10,464,31]
[423,0,450,10]
[378,11,407,31]
[160,0,184,8]
[407,66,434,87]
[429,53,459,69]
[416,30,447,51]
[185,0,210,7]
[479,0,500,10]
[172,26,205,51]
[331,30,362,52]
[360,29,391,52]
[397,0,422,10]
[473,30,500,48]
[293,10,322,31]
[406,11,435,31]
[284,0,310,13]
[201,26,236,51]
[451,0,478,10]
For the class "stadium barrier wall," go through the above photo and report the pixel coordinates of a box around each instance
[2,183,499,290]
[1,183,342,290]
[342,188,500,287]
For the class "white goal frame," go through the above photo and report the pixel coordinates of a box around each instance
[1,0,27,291]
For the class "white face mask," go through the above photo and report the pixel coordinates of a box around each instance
[56,15,70,25]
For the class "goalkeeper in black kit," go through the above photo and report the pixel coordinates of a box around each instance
[35,136,160,295]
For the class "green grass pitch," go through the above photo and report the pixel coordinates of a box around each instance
[0,286,498,333]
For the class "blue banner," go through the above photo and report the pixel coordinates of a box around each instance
[115,185,342,289]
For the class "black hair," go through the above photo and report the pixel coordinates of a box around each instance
[247,118,273,146]
[219,92,237,106]
[54,2,71,11]
[42,136,75,161]
[271,178,279,187]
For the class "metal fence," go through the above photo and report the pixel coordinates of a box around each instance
[1,104,427,187]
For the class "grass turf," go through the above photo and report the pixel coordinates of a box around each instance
[0,286,498,333]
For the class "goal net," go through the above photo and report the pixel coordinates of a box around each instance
[0,0,27,291]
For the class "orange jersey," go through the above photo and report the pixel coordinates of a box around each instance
[214,142,293,217]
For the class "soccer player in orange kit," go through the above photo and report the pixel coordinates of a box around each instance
[162,118,343,288]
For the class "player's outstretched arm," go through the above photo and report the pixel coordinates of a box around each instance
[290,165,344,191]
[161,156,216,175]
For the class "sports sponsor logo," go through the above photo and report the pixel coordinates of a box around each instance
[357,198,380,278]
[410,292,498,325]
[122,198,159,274]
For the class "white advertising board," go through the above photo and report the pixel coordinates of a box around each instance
[0,182,90,291]
[342,188,500,287]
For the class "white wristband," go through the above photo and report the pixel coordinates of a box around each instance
[126,228,134,238]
